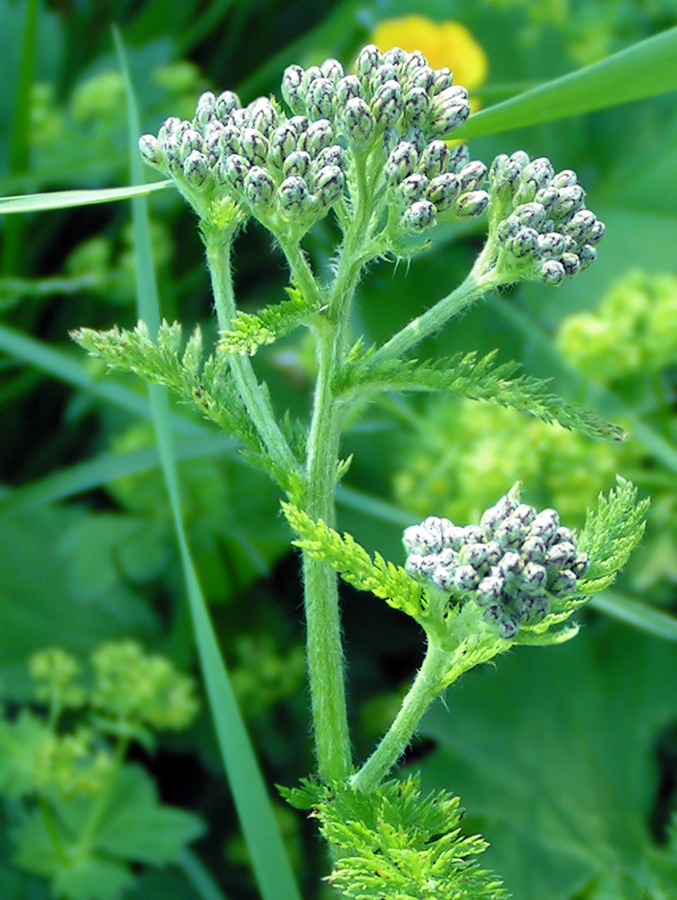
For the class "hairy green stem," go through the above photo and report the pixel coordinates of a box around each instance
[368,269,500,366]
[205,230,298,476]
[351,641,452,791]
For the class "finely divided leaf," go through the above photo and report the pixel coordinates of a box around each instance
[577,477,649,594]
[281,502,423,618]
[219,288,320,356]
[341,350,624,442]
[316,776,507,900]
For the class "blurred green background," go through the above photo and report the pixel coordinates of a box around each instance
[1,1,677,898]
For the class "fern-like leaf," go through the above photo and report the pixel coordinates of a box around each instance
[73,320,278,478]
[340,349,625,442]
[218,287,320,356]
[282,502,423,619]
[315,776,508,900]
[576,476,649,595]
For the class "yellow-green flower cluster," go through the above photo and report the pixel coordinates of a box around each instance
[29,648,85,711]
[91,641,199,731]
[556,270,677,384]
[34,728,114,797]
[393,398,634,528]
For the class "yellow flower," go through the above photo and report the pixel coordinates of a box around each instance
[370,15,488,90]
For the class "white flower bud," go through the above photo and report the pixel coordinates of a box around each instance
[554,185,586,220]
[183,150,209,186]
[398,173,428,205]
[453,565,480,592]
[404,126,427,153]
[578,244,597,270]
[563,208,598,240]
[521,536,547,564]
[495,517,526,549]
[240,127,268,165]
[485,606,519,640]
[455,190,489,218]
[248,98,278,136]
[546,542,577,570]
[403,86,429,126]
[410,64,435,92]
[341,98,374,145]
[528,509,560,545]
[489,154,522,198]
[278,175,310,214]
[429,96,469,137]
[426,173,461,211]
[549,569,577,594]
[321,58,344,84]
[510,150,530,171]
[515,202,546,229]
[571,553,589,577]
[497,215,521,243]
[372,80,403,127]
[513,504,536,525]
[534,186,560,213]
[179,129,204,162]
[356,44,383,79]
[314,164,344,205]
[385,141,418,186]
[498,551,523,580]
[384,47,408,66]
[550,169,578,189]
[269,123,297,168]
[303,118,334,155]
[222,154,250,189]
[158,117,181,142]
[308,77,335,120]
[401,200,437,232]
[336,75,363,105]
[520,562,547,594]
[418,140,448,178]
[215,90,241,122]
[587,220,606,244]
[139,134,166,169]
[560,252,581,276]
[282,65,306,115]
[539,259,565,285]
[431,67,453,95]
[284,150,311,178]
[458,160,488,192]
[219,124,241,156]
[537,231,566,257]
[370,63,398,91]
[508,227,539,258]
[463,525,486,544]
[244,166,275,208]
[477,574,506,607]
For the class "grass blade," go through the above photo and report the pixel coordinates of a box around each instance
[0,323,203,436]
[0,180,171,215]
[114,28,302,900]
[0,435,234,517]
[457,26,677,140]
[592,591,677,642]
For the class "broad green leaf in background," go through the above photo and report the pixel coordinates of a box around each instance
[114,29,302,900]
[457,26,677,139]
[420,623,677,899]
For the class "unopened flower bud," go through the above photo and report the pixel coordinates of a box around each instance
[336,75,363,105]
[410,64,435,92]
[554,185,586,220]
[370,63,398,91]
[419,140,448,178]
[385,141,418,186]
[577,244,597,270]
[372,79,403,127]
[429,96,469,137]
[550,169,578,189]
[356,44,383,79]
[248,97,278,136]
[489,154,521,198]
[537,231,566,257]
[549,569,577,594]
[240,127,268,166]
[564,208,598,240]
[158,117,181,142]
[215,90,241,122]
[384,47,408,66]
[458,160,488,192]
[303,118,334,155]
[341,98,374,145]
[314,164,344,205]
[521,562,547,594]
[521,536,547,564]
[453,565,480,592]
[539,259,565,284]
[183,150,209,186]
[529,509,560,545]
[282,65,306,115]
[426,173,460,211]
[498,551,523,580]
[403,86,429,126]
[223,153,250,189]
[398,173,428,205]
[245,166,275,208]
[477,574,506,607]
[139,134,166,169]
[321,58,344,84]
[588,220,606,244]
[180,129,204,162]
[455,190,489,218]
[515,202,546,229]
[561,252,581,276]
[497,215,521,243]
[508,227,539,258]
[284,150,311,178]
[534,186,561,213]
[402,200,437,232]
[278,175,310,214]
[432,67,453,95]
[308,77,335,120]
[571,553,589,577]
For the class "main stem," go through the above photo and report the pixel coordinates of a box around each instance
[351,640,452,792]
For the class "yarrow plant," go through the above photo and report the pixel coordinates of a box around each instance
[73,43,648,898]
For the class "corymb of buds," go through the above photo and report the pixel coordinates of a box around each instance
[403,488,589,640]
[488,151,605,285]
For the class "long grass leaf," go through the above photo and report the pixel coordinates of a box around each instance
[0,324,202,436]
[0,180,171,215]
[115,29,302,900]
[591,591,677,642]
[0,435,234,517]
[457,26,677,140]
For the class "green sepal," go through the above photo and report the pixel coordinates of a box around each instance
[314,775,508,900]
[218,287,321,356]
[339,348,625,442]
[281,502,423,618]
[576,476,650,595]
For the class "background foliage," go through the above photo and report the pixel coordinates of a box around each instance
[1,1,677,898]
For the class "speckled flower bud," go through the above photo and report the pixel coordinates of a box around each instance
[183,150,209,186]
[418,140,447,178]
[215,90,241,122]
[455,190,489,218]
[537,231,566,257]
[577,244,597,270]
[514,157,554,203]
[402,200,437,232]
[356,44,383,79]
[410,64,435,92]
[588,220,606,244]
[458,160,488,192]
[240,127,268,166]
[515,202,546,229]
[158,117,181,142]
[179,129,204,162]
[550,169,577,189]
[139,134,166,169]
[314,145,344,172]
[268,124,295,168]
[432,67,453,95]
[549,569,577,594]
[195,91,216,127]
[308,77,335,120]
[384,47,408,66]
[453,565,480,592]
[561,252,581,276]
[244,166,275,207]
[495,516,526,549]
[529,509,560,545]
[372,80,403,127]
[399,173,428,205]
[303,118,334,155]
[278,175,310,214]
[562,208,597,241]
[554,185,586,220]
[489,154,522,198]
[314,164,344,205]
[498,551,523,579]
[223,154,250,189]
[538,259,565,285]
[426,173,461,211]
[370,63,398,91]
[403,126,427,153]
[282,65,306,115]
[477,574,506,607]
[385,142,418,186]
[284,150,311,178]
[341,98,374,145]
[403,86,429,126]
[508,227,539,258]
[248,98,278,136]
[464,525,486,544]
[571,553,589,577]
[521,562,547,594]
[429,94,469,137]
[336,75,363,106]
[321,58,344,84]
[521,536,547,564]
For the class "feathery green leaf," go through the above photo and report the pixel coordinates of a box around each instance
[316,776,507,900]
[281,502,423,618]
[340,350,624,441]
[218,288,321,356]
[576,477,649,595]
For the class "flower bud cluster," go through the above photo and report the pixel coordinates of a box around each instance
[488,152,605,284]
[385,138,488,234]
[404,490,589,639]
[139,90,347,227]
[35,729,114,797]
